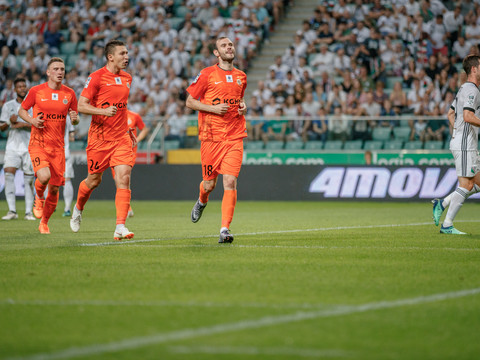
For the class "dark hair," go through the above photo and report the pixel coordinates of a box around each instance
[214,37,229,50]
[14,77,26,86]
[104,40,126,60]
[47,57,64,68]
[463,54,480,75]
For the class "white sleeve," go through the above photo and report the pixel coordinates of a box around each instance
[0,102,10,125]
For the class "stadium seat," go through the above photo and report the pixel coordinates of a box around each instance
[304,141,323,150]
[69,141,85,151]
[363,140,383,150]
[372,127,392,141]
[404,141,423,150]
[284,140,304,150]
[386,76,403,89]
[324,140,343,150]
[67,54,78,70]
[164,140,181,150]
[245,141,264,150]
[424,141,443,150]
[393,126,411,141]
[166,17,183,30]
[343,140,363,150]
[59,29,70,41]
[0,139,7,150]
[60,41,77,55]
[265,140,284,150]
[175,5,189,17]
[383,140,403,150]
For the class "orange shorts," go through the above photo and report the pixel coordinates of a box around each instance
[86,135,135,174]
[29,146,65,187]
[200,139,243,181]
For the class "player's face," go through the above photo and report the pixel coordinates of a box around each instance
[111,45,129,69]
[14,81,27,99]
[214,38,235,62]
[46,61,65,83]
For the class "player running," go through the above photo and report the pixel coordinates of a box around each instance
[0,78,35,221]
[18,58,78,234]
[186,37,247,243]
[432,54,480,234]
[70,40,136,240]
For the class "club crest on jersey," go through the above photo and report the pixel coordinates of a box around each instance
[52,93,58,101]
[237,79,242,86]
[127,82,130,89]
[115,77,122,85]
[63,99,68,104]
[193,72,201,84]
[85,77,92,88]
[226,75,233,83]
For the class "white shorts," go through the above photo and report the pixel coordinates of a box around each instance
[452,150,480,177]
[64,156,74,179]
[4,149,34,175]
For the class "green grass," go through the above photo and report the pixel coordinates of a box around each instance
[1,200,480,360]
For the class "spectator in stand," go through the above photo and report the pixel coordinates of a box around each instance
[0,45,18,81]
[444,5,463,48]
[452,36,471,62]
[282,45,299,69]
[269,55,289,80]
[356,91,380,139]
[326,84,347,113]
[302,91,321,119]
[425,104,447,142]
[428,14,448,56]
[311,43,334,77]
[305,107,328,143]
[262,107,290,144]
[316,21,334,46]
[164,104,188,148]
[333,47,351,76]
[352,21,371,44]
[328,104,350,142]
[282,70,296,95]
[389,81,408,112]
[379,99,398,129]
[372,81,389,106]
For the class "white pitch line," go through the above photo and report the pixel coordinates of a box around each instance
[79,219,480,247]
[168,345,351,358]
[7,287,480,360]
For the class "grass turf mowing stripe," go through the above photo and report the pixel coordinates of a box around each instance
[79,219,480,247]
[168,345,351,357]
[7,287,480,360]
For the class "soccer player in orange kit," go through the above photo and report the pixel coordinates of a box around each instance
[111,109,149,217]
[186,37,247,243]
[18,57,78,234]
[70,40,136,240]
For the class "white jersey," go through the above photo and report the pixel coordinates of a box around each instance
[64,117,75,158]
[450,82,480,151]
[0,98,32,153]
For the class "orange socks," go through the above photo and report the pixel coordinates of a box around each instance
[76,180,94,211]
[42,189,59,224]
[221,189,237,229]
[35,179,47,199]
[115,188,131,225]
[199,181,210,204]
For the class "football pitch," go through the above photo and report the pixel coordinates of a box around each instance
[1,200,479,360]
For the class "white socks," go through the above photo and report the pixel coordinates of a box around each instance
[4,172,15,213]
[24,174,34,215]
[443,187,469,227]
[63,179,74,212]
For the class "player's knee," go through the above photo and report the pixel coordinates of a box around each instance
[48,186,60,195]
[203,181,215,193]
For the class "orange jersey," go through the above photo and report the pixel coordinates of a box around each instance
[81,66,132,141]
[187,64,247,142]
[127,110,145,137]
[21,82,77,149]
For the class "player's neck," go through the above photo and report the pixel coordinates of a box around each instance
[106,63,121,74]
[217,60,233,71]
[47,79,62,90]
[467,76,479,87]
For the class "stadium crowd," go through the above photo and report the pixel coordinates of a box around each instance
[0,0,478,148]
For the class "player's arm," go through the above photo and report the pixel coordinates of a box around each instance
[0,121,7,131]
[447,107,455,130]
[18,107,44,128]
[238,98,247,115]
[78,96,117,117]
[0,106,9,131]
[186,93,229,115]
[463,108,480,127]
[136,126,150,142]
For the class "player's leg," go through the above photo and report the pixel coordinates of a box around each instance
[191,141,218,223]
[34,167,52,219]
[112,166,133,217]
[63,156,75,216]
[218,140,243,243]
[440,177,472,234]
[70,172,102,232]
[219,174,237,243]
[39,184,60,234]
[2,167,18,220]
[23,152,35,220]
[113,164,134,240]
[433,182,480,226]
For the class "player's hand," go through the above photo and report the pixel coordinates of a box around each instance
[9,114,18,125]
[69,109,79,125]
[238,101,247,115]
[213,103,229,115]
[128,128,137,148]
[104,106,117,117]
[32,113,45,128]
